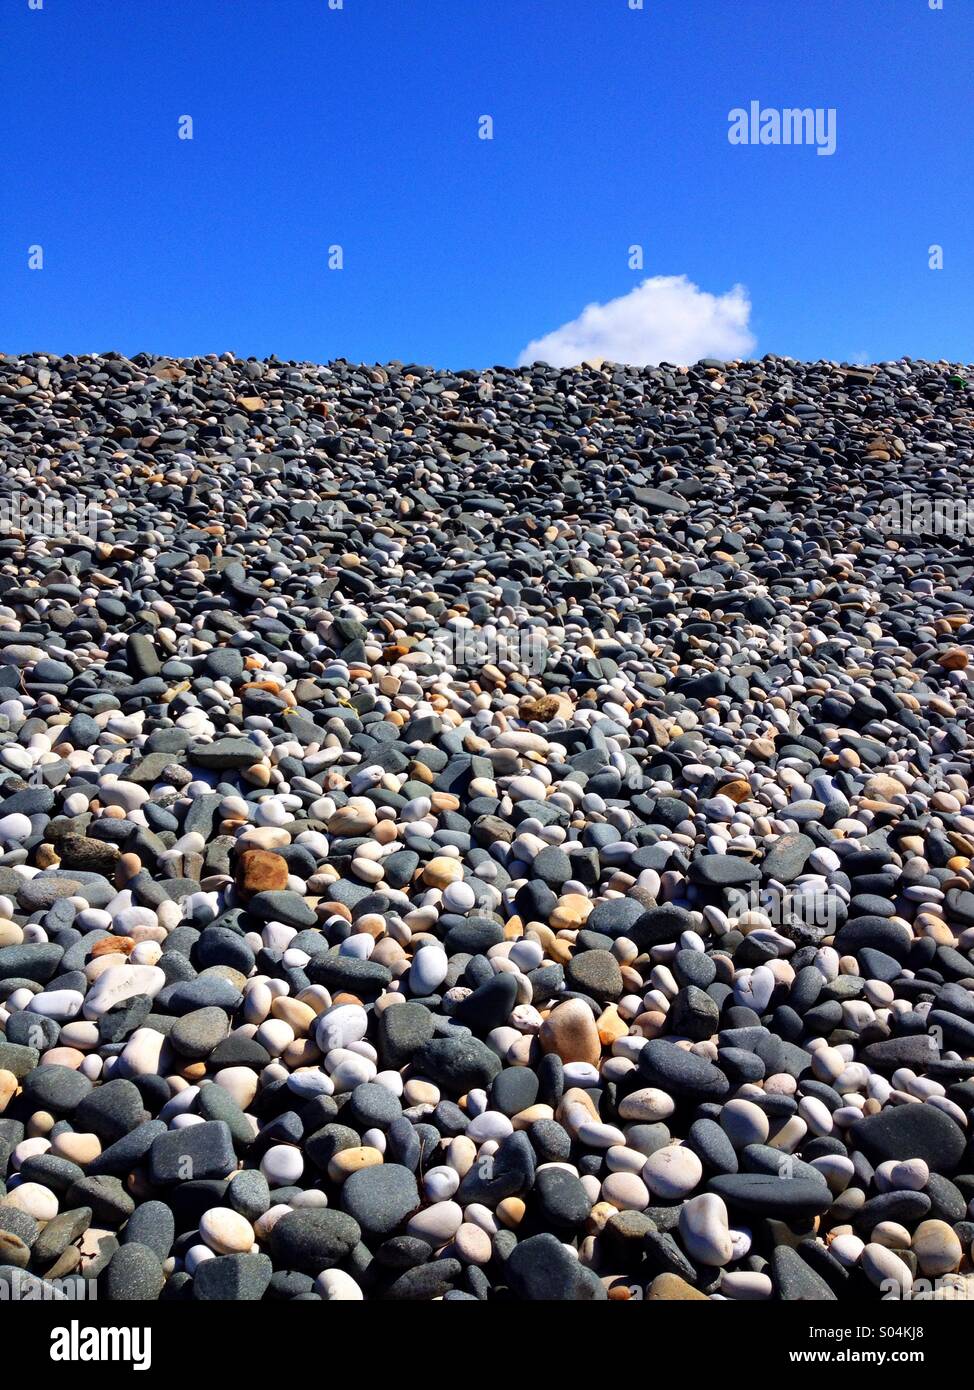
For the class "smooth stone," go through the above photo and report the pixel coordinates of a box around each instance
[850,1104,966,1174]
[638,1039,729,1102]
[912,1219,962,1276]
[643,1145,704,1200]
[679,1192,734,1266]
[341,1164,420,1237]
[270,1209,362,1272]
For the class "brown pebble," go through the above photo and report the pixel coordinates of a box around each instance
[0,1070,18,1113]
[91,935,135,959]
[235,848,290,896]
[496,1197,526,1228]
[647,1273,709,1300]
[539,999,602,1066]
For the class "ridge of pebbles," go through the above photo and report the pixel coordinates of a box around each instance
[0,351,972,1302]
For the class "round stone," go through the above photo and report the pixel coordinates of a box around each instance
[912,1219,962,1277]
[199,1207,256,1256]
[341,1164,420,1237]
[643,1145,704,1199]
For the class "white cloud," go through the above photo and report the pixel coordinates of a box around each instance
[517,274,756,368]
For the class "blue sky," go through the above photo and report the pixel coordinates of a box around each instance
[2,0,971,368]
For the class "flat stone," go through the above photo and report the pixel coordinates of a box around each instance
[148,1121,236,1184]
[637,1039,729,1102]
[709,1173,834,1218]
[170,1007,231,1060]
[850,1104,966,1174]
[412,1036,502,1094]
[193,1251,274,1300]
[270,1208,361,1272]
[505,1232,588,1300]
[565,949,623,1001]
[341,1164,420,1237]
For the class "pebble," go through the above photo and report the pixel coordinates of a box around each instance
[3,1183,59,1221]
[539,999,602,1066]
[315,1269,365,1300]
[270,1209,361,1273]
[862,1242,913,1297]
[409,946,449,995]
[0,351,968,1303]
[602,1171,651,1211]
[341,1164,420,1237]
[199,1207,257,1256]
[912,1219,963,1276]
[643,1145,704,1199]
[407,1201,464,1245]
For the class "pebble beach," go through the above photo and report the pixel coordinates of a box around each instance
[0,350,972,1302]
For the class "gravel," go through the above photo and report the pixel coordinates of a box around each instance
[0,350,972,1300]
